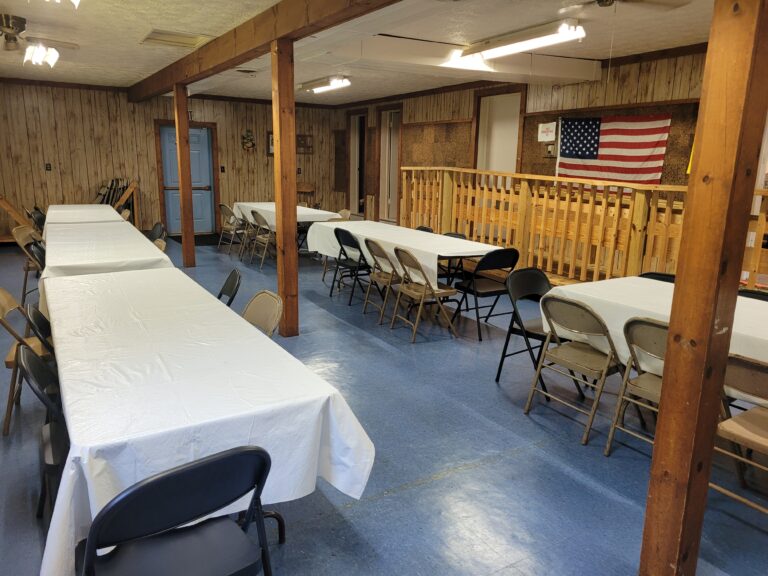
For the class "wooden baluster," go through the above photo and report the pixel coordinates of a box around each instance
[557,182,573,277]
[548,184,562,271]
[579,186,597,281]
[657,191,672,273]
[567,185,584,279]
[592,188,609,281]
[604,190,626,279]
[643,190,660,272]
[538,182,550,270]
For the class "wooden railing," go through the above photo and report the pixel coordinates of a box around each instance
[400,167,768,287]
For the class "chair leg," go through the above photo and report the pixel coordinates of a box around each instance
[411,295,426,343]
[347,269,358,306]
[567,369,586,400]
[450,292,467,323]
[21,266,30,307]
[362,278,375,314]
[3,364,19,436]
[605,367,632,456]
[390,289,404,329]
[473,293,482,341]
[36,471,47,519]
[582,362,612,445]
[321,257,330,282]
[329,265,341,297]
[378,283,392,325]
[524,335,551,414]
[253,504,273,576]
[495,316,516,383]
[436,298,458,338]
[484,295,501,322]
[262,510,286,544]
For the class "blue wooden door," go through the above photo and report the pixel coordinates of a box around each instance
[161,126,214,234]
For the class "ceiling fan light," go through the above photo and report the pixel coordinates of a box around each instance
[44,47,59,67]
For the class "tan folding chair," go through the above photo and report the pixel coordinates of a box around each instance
[120,208,131,221]
[12,225,43,306]
[362,239,401,324]
[217,204,246,254]
[242,290,284,338]
[338,209,351,221]
[247,211,276,269]
[604,317,668,456]
[390,247,457,343]
[1,288,51,436]
[153,238,167,252]
[709,355,768,515]
[524,294,620,445]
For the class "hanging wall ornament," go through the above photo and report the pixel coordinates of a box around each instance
[241,129,256,151]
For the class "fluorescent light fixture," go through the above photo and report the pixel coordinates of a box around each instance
[45,0,81,8]
[298,76,351,94]
[440,49,494,72]
[463,19,585,60]
[24,44,59,67]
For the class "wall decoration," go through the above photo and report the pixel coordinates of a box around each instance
[537,121,557,142]
[267,132,314,156]
[241,129,256,151]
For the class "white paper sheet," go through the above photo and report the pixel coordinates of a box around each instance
[44,204,124,226]
[234,202,341,230]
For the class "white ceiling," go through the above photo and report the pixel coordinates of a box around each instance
[0,0,714,105]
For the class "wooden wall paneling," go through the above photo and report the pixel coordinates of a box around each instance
[21,85,47,207]
[651,57,676,102]
[38,87,64,205]
[617,63,640,105]
[637,59,657,103]
[51,87,74,206]
[686,52,705,98]
[79,89,104,198]
[62,88,89,204]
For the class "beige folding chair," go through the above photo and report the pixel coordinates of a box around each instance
[217,204,246,254]
[338,209,351,221]
[12,225,43,306]
[153,238,167,252]
[604,317,668,456]
[248,210,276,269]
[0,288,51,436]
[362,239,401,324]
[242,290,283,338]
[120,208,131,221]
[390,247,457,343]
[524,294,620,445]
[709,355,768,515]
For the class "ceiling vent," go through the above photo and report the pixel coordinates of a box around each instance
[141,29,213,49]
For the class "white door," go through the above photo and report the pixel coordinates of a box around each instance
[379,110,401,222]
[349,114,366,215]
[476,92,522,173]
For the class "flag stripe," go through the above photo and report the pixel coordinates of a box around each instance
[558,167,662,183]
[600,126,671,137]
[598,147,668,157]
[600,133,669,143]
[558,162,664,174]
[597,153,667,162]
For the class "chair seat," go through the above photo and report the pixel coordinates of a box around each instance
[399,282,456,300]
[545,341,618,378]
[336,258,369,270]
[718,406,768,454]
[626,372,662,404]
[75,517,262,576]
[454,277,507,296]
[371,270,399,285]
[5,337,49,369]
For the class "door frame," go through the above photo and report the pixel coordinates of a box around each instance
[375,103,403,223]
[470,84,527,172]
[346,108,368,216]
[154,119,222,234]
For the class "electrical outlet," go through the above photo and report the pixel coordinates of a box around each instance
[297,167,302,175]
[220,166,226,173]
[45,163,52,171]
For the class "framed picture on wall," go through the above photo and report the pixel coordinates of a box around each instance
[267,132,314,156]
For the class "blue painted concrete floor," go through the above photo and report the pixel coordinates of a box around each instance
[1,241,767,575]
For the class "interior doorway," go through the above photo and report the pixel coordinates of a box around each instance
[349,113,367,216]
[476,91,522,173]
[379,108,401,223]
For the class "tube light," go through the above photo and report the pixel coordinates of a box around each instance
[462,19,585,60]
[298,76,351,94]
[45,0,81,8]
[24,44,59,67]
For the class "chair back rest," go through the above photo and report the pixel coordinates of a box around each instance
[147,222,166,242]
[251,210,271,232]
[443,232,467,239]
[12,225,40,248]
[334,227,362,259]
[242,290,283,337]
[394,247,430,287]
[85,447,271,559]
[26,304,53,348]
[217,269,242,307]
[725,355,768,402]
[364,238,396,274]
[17,345,63,420]
[219,203,238,224]
[415,225,433,233]
[29,241,46,269]
[338,209,351,221]
[120,209,131,221]
[506,268,552,304]
[624,317,669,377]
[738,288,768,302]
[30,208,46,231]
[153,238,167,252]
[541,294,611,340]
[639,272,675,283]
[474,248,520,274]
[0,287,22,320]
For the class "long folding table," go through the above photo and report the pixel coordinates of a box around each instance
[43,204,124,229]
[307,220,498,287]
[234,201,341,230]
[40,267,375,576]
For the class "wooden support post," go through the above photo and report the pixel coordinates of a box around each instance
[271,38,299,337]
[173,84,196,268]
[626,190,649,276]
[639,1,768,574]
[439,170,455,234]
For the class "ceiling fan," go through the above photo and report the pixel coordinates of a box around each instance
[1,14,79,60]
[559,0,692,13]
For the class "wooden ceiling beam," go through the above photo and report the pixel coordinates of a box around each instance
[127,0,402,102]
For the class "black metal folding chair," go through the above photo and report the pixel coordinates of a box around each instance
[217,269,242,308]
[329,228,370,306]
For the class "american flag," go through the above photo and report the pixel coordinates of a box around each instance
[556,115,672,184]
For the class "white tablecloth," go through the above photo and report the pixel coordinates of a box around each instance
[307,220,498,287]
[234,202,341,230]
[41,220,172,280]
[547,276,768,365]
[44,204,124,226]
[40,268,374,576]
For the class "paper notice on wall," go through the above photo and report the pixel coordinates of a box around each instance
[538,122,557,142]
